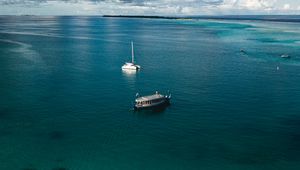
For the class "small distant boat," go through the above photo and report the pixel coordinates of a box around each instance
[122,41,141,70]
[134,91,171,110]
[240,49,246,53]
[281,54,290,59]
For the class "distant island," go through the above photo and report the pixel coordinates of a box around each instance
[103,15,300,23]
[102,15,181,20]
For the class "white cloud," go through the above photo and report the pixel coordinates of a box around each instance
[283,3,290,10]
[220,0,277,10]
[0,0,299,15]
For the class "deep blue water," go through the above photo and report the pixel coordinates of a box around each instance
[1,16,300,170]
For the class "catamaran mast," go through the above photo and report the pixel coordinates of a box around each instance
[131,41,134,64]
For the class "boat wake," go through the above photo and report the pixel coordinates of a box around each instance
[0,39,41,63]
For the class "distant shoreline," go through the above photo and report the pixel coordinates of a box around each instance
[103,15,300,23]
[103,15,180,20]
[1,15,300,23]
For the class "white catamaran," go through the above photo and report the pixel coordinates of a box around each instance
[122,41,141,70]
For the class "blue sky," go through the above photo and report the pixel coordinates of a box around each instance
[0,0,300,15]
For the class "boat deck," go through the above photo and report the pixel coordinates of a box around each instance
[136,94,165,102]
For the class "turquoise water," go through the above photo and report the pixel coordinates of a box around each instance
[1,16,300,170]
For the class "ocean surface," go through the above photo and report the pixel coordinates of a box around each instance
[1,16,300,170]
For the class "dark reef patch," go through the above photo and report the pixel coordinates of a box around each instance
[55,158,65,162]
[0,107,12,119]
[52,168,67,170]
[49,131,65,140]
[281,116,300,127]
[215,142,283,165]
[280,115,300,161]
[22,168,37,170]
[0,129,12,138]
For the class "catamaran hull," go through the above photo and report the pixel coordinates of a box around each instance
[122,65,140,70]
[122,67,139,70]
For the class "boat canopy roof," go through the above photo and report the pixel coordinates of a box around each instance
[136,94,165,102]
[124,62,134,65]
